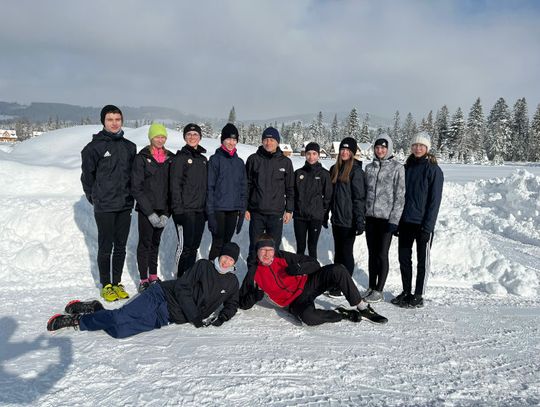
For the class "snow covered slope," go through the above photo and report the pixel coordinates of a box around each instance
[0,126,539,406]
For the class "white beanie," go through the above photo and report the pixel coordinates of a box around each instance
[411,131,431,151]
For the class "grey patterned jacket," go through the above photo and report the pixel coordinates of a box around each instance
[364,135,406,225]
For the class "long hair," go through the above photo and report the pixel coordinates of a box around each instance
[331,154,354,184]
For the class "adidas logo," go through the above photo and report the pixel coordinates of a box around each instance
[104,151,111,157]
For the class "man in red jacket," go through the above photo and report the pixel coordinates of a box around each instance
[239,235,388,325]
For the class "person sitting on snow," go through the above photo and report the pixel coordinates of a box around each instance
[239,234,388,325]
[47,243,241,337]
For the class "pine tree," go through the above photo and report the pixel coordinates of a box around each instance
[528,104,540,162]
[331,114,340,142]
[434,106,449,157]
[510,98,529,161]
[345,108,360,140]
[447,107,465,161]
[465,98,486,162]
[486,97,511,164]
[391,111,402,152]
[359,113,370,143]
[228,106,236,124]
[401,113,418,152]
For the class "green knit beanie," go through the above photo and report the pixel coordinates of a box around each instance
[148,123,168,140]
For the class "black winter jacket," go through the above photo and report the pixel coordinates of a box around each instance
[294,162,332,221]
[329,160,366,229]
[159,259,239,324]
[207,147,247,214]
[238,251,319,310]
[170,144,207,215]
[400,154,444,233]
[246,146,294,214]
[80,130,136,213]
[131,146,174,216]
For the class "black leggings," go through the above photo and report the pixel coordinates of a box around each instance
[294,218,322,259]
[365,217,393,291]
[332,225,357,276]
[136,211,165,280]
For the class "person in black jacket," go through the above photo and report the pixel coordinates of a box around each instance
[170,123,208,277]
[80,105,136,302]
[206,123,247,261]
[327,137,366,297]
[392,133,444,309]
[47,243,241,337]
[293,142,332,259]
[245,127,294,265]
[131,123,175,293]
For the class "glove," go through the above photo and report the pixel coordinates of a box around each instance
[210,315,226,327]
[387,223,399,236]
[173,213,185,225]
[355,225,365,236]
[236,212,245,234]
[158,214,169,228]
[322,213,329,229]
[192,316,204,328]
[207,214,218,234]
[148,213,162,228]
[418,229,431,245]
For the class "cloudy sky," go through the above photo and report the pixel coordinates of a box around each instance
[1,0,539,121]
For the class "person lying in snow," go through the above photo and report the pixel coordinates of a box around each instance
[239,234,388,325]
[47,243,241,337]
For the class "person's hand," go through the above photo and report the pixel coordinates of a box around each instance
[207,214,218,234]
[283,212,292,224]
[236,212,245,234]
[158,215,169,228]
[148,213,162,228]
[387,223,399,236]
[210,316,225,327]
[192,317,204,328]
[418,229,431,244]
[355,224,365,236]
[245,211,251,221]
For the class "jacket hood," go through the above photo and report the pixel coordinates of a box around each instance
[373,134,394,160]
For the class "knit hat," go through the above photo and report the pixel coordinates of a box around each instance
[339,137,358,155]
[221,123,239,143]
[100,105,123,125]
[374,138,388,148]
[220,242,240,263]
[148,123,168,140]
[410,131,431,151]
[373,134,394,160]
[305,142,320,154]
[183,123,202,138]
[262,127,280,143]
[255,237,275,252]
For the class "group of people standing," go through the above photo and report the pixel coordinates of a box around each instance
[47,103,444,337]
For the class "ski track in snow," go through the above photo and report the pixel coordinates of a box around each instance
[0,126,539,406]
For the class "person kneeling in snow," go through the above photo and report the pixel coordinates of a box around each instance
[239,235,388,325]
[47,243,241,337]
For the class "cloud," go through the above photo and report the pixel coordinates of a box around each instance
[1,0,539,121]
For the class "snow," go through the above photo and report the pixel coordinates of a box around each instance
[0,126,539,406]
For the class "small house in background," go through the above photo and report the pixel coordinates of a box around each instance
[0,129,17,143]
[279,143,294,157]
[32,131,43,138]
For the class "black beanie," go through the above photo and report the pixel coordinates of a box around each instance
[100,105,123,125]
[305,142,320,154]
[339,137,358,155]
[221,123,239,143]
[183,123,202,138]
[220,242,240,263]
[374,138,388,148]
[261,127,281,143]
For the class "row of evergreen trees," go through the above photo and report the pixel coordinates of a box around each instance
[226,98,540,163]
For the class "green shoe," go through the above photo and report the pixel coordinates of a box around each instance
[101,284,119,302]
[112,284,130,300]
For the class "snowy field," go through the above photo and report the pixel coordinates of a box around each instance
[0,126,539,406]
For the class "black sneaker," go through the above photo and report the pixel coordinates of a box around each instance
[47,314,80,331]
[325,288,343,298]
[64,300,104,315]
[408,295,424,308]
[336,307,361,323]
[391,291,411,307]
[359,305,388,324]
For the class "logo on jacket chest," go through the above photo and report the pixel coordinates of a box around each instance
[220,289,226,294]
[104,151,111,157]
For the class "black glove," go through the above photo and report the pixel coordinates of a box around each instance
[192,316,204,328]
[322,213,329,229]
[211,315,226,327]
[286,263,303,276]
[418,229,431,245]
[355,224,365,236]
[236,212,245,234]
[207,214,218,234]
[387,223,399,236]
[173,213,186,225]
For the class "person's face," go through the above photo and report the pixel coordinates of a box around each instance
[219,255,236,270]
[340,148,352,161]
[222,137,238,151]
[185,131,201,148]
[262,138,278,153]
[306,150,319,165]
[411,143,428,158]
[374,145,388,159]
[104,113,122,133]
[257,247,275,266]
[150,136,167,149]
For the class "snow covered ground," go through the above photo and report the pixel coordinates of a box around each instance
[0,126,539,406]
